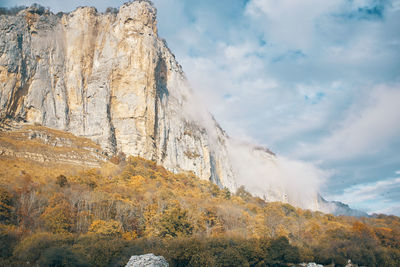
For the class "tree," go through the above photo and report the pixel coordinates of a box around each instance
[41,194,75,233]
[0,187,12,223]
[189,251,216,267]
[56,175,69,188]
[267,236,300,264]
[236,186,252,201]
[216,247,249,267]
[157,203,193,238]
[88,220,122,237]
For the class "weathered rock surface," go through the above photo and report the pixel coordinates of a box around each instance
[0,1,236,191]
[125,253,168,267]
[305,263,324,267]
[0,125,107,167]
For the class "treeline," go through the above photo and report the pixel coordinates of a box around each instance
[0,156,399,266]
[0,4,47,16]
[0,4,121,17]
[0,6,27,15]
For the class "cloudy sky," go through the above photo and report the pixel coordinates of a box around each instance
[1,0,400,216]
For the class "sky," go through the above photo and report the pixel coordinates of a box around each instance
[1,0,400,216]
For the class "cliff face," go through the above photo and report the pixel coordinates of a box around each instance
[0,1,337,212]
[0,1,236,191]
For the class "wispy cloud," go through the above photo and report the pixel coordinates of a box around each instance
[327,177,400,215]
[294,85,400,161]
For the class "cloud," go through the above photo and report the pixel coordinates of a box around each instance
[227,140,327,210]
[295,85,400,161]
[245,0,340,51]
[327,176,400,215]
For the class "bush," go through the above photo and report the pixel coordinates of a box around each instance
[0,6,27,16]
[13,232,73,262]
[157,204,193,238]
[188,251,216,267]
[267,236,300,264]
[0,187,13,223]
[216,247,249,267]
[73,235,126,267]
[105,7,118,14]
[56,175,69,187]
[0,224,20,259]
[38,246,88,267]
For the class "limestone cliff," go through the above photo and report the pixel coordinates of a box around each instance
[0,1,236,191]
[0,1,343,212]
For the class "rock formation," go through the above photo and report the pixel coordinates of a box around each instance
[1,1,349,212]
[0,124,107,167]
[0,1,235,191]
[125,253,168,267]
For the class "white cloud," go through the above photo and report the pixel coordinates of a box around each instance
[295,85,400,161]
[245,0,340,51]
[332,177,400,203]
[327,177,400,215]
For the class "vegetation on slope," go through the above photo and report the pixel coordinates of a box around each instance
[0,154,399,266]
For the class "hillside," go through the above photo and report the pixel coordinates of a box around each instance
[0,126,399,266]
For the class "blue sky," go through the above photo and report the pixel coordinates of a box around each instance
[1,0,400,216]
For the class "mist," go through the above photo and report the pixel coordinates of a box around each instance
[179,81,328,211]
[226,139,327,210]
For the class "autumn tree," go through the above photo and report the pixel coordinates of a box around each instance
[0,187,12,223]
[40,194,75,233]
[158,204,193,238]
[88,219,123,237]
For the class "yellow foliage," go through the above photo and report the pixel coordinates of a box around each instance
[88,220,122,236]
[128,175,146,192]
[122,231,138,241]
[40,194,74,234]
[0,152,399,258]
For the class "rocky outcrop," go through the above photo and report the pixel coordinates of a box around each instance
[317,195,369,217]
[0,1,236,191]
[125,254,168,267]
[300,263,324,267]
[0,125,107,167]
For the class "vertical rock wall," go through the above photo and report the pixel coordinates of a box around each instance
[0,1,237,191]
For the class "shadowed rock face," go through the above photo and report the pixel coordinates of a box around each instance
[0,1,236,191]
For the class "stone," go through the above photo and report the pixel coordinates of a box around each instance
[306,263,324,267]
[125,253,168,267]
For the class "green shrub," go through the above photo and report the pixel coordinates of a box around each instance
[13,232,73,262]
[38,246,88,267]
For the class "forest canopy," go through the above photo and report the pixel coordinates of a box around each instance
[0,155,399,266]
